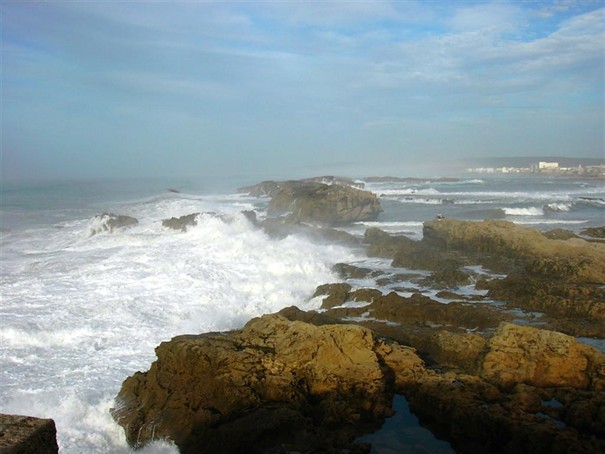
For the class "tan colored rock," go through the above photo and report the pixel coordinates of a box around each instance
[428,331,487,372]
[478,323,605,390]
[423,219,605,283]
[112,314,418,453]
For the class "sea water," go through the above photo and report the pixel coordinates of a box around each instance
[1,175,604,453]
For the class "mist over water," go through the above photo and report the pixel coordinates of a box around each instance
[1,175,604,452]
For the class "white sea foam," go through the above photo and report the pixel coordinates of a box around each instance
[503,207,544,216]
[545,202,573,212]
[377,188,441,197]
[512,219,589,225]
[0,196,360,453]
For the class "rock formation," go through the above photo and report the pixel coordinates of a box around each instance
[112,313,422,453]
[267,181,382,226]
[113,312,605,454]
[238,179,382,226]
[161,213,200,231]
[88,213,138,236]
[363,221,605,334]
[0,414,58,454]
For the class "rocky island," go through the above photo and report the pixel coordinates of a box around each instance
[111,178,605,453]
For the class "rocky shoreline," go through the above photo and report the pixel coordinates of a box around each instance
[105,178,605,452]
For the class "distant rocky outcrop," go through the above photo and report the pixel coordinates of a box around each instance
[0,414,58,454]
[238,176,364,198]
[112,311,605,453]
[161,213,200,231]
[238,178,381,226]
[88,213,138,236]
[267,181,382,226]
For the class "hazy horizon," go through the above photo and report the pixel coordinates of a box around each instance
[2,1,604,183]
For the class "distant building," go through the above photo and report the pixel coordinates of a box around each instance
[538,161,559,170]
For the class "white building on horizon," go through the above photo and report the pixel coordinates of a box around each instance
[538,161,559,170]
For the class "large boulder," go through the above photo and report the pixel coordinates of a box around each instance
[111,313,423,453]
[267,181,382,226]
[477,322,605,391]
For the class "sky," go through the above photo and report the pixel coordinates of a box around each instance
[1,1,604,181]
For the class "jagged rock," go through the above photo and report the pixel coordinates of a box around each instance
[581,226,605,238]
[542,228,579,240]
[324,290,507,334]
[427,331,487,372]
[161,213,200,231]
[423,219,605,283]
[486,274,605,325]
[477,322,605,391]
[237,180,282,197]
[405,374,605,454]
[88,213,138,236]
[256,218,361,247]
[333,263,375,280]
[313,283,352,309]
[112,309,605,454]
[363,228,471,287]
[112,314,421,453]
[0,414,58,454]
[238,177,364,198]
[267,181,382,226]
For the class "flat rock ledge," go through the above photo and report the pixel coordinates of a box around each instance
[0,414,58,454]
[112,311,605,454]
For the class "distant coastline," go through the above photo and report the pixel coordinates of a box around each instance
[465,157,605,178]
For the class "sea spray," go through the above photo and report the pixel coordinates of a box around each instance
[1,201,360,453]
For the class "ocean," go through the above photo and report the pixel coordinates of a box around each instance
[1,175,604,453]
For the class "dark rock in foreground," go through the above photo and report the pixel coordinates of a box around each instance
[0,414,58,454]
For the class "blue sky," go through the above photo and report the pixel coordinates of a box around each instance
[2,1,604,181]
